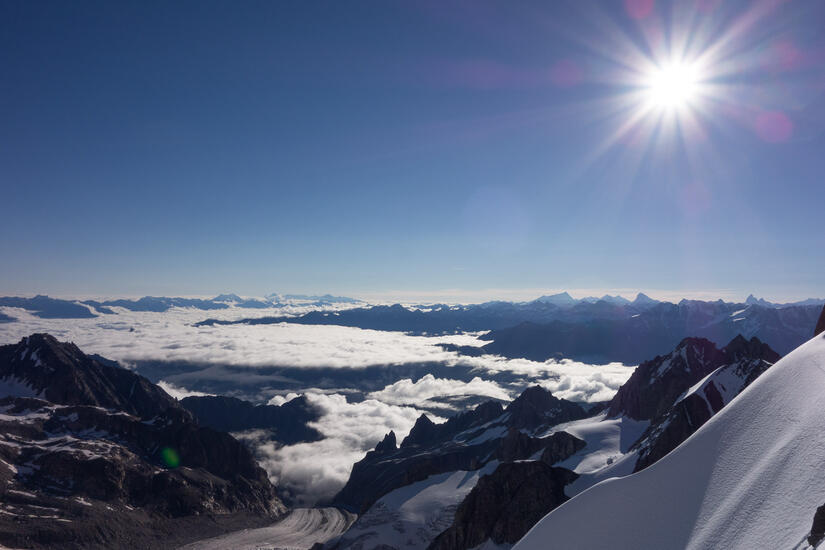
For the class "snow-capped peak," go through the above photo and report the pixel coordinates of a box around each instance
[534,292,577,307]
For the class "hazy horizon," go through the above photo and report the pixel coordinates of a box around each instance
[1,287,822,305]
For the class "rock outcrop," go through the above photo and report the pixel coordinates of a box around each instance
[607,337,726,420]
[816,305,825,337]
[808,503,825,546]
[428,462,577,550]
[503,385,588,430]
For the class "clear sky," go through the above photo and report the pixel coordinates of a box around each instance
[2,0,824,301]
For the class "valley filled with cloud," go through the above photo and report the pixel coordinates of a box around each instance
[0,304,634,504]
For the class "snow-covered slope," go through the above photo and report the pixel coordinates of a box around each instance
[334,462,499,550]
[515,333,825,550]
[540,413,649,497]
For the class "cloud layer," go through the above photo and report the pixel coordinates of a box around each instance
[0,305,480,368]
[0,305,635,505]
[237,392,437,505]
[368,374,512,407]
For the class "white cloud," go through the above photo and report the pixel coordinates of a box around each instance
[0,307,633,405]
[156,380,213,400]
[368,374,511,406]
[0,306,636,505]
[458,355,634,402]
[0,306,477,369]
[240,392,439,506]
[266,392,301,406]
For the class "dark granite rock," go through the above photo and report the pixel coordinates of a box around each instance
[495,428,585,464]
[816,305,825,337]
[503,385,588,430]
[808,504,825,546]
[400,400,504,448]
[607,337,725,421]
[373,430,397,454]
[428,462,578,550]
[631,336,779,472]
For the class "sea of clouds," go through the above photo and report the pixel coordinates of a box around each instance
[0,304,635,504]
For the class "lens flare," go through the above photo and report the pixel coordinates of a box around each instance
[161,447,180,468]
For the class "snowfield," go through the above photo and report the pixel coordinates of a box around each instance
[542,413,649,497]
[335,461,500,550]
[515,333,825,550]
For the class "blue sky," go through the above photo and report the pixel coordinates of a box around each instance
[2,0,824,301]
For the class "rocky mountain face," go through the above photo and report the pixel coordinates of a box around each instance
[0,334,286,550]
[0,334,179,418]
[330,386,587,550]
[607,337,730,420]
[333,387,587,515]
[816,305,825,337]
[428,462,577,550]
[605,335,780,472]
[180,394,323,445]
[808,504,825,546]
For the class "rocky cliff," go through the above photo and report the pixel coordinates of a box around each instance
[0,334,286,550]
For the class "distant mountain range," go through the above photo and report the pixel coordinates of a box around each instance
[199,297,823,362]
[0,293,362,319]
[1,292,821,325]
[479,299,820,362]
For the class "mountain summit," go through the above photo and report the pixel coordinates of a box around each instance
[534,292,577,307]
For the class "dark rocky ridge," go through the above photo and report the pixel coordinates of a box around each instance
[428,462,577,550]
[503,385,587,430]
[0,334,179,420]
[607,335,777,421]
[619,335,780,472]
[400,400,504,448]
[808,503,825,546]
[0,334,286,549]
[816,304,825,337]
[333,386,587,514]
[180,394,323,445]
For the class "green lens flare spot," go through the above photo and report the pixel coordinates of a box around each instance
[161,447,180,468]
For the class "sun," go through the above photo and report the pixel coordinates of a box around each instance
[644,62,701,110]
